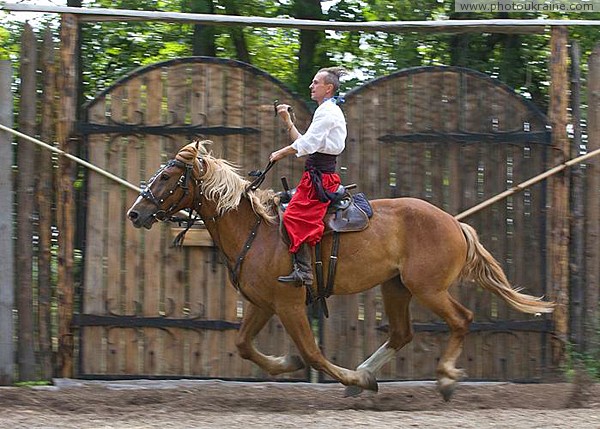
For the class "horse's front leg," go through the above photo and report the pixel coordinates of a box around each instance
[277,303,378,392]
[236,301,305,376]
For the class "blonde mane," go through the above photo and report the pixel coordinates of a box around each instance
[179,141,277,223]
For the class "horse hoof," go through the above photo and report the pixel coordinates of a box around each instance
[287,354,305,372]
[344,385,363,397]
[359,369,379,393]
[451,368,468,381]
[437,377,457,402]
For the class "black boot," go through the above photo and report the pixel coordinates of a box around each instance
[278,244,314,286]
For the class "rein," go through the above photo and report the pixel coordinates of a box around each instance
[226,216,262,291]
[247,160,276,192]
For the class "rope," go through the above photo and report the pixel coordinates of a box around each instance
[0,123,141,193]
[455,146,600,220]
[3,123,600,222]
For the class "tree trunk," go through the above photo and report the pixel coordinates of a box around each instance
[191,0,216,57]
[221,0,250,63]
[38,29,57,381]
[293,0,325,95]
[585,44,600,355]
[17,23,38,382]
[548,26,570,370]
[56,14,79,378]
[0,60,15,386]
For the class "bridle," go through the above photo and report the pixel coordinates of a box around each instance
[140,158,204,245]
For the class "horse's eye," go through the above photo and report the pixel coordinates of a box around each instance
[161,173,169,180]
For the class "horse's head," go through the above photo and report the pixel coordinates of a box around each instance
[127,141,207,229]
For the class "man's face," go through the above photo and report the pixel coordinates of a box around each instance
[309,72,333,104]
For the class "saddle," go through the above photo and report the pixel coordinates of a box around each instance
[277,184,373,233]
[276,180,373,318]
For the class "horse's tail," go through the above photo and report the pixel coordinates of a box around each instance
[459,222,555,314]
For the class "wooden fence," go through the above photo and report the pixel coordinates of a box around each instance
[0,25,599,384]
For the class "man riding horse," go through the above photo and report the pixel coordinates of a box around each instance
[269,66,347,286]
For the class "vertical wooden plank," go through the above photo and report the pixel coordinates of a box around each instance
[242,68,262,175]
[188,246,209,376]
[163,64,188,375]
[343,91,362,193]
[38,29,56,381]
[204,260,222,377]
[548,26,569,369]
[322,294,360,381]
[388,73,409,198]
[378,80,392,199]
[363,289,383,373]
[142,69,164,375]
[584,45,600,353]
[124,78,143,374]
[82,112,108,376]
[224,65,244,164]
[16,23,37,381]
[207,63,225,157]
[56,13,78,378]
[190,62,208,130]
[568,41,585,352]
[105,86,125,375]
[0,60,15,385]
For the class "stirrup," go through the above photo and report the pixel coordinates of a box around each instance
[278,268,313,286]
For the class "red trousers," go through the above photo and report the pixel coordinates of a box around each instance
[283,171,341,253]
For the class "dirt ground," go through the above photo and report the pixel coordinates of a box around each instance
[1,378,599,428]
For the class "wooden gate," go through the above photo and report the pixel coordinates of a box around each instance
[79,57,312,379]
[79,61,552,381]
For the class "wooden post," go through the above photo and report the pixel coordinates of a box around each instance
[16,24,37,381]
[548,26,570,369]
[585,44,600,353]
[38,29,56,380]
[0,60,15,385]
[569,41,585,353]
[56,13,78,378]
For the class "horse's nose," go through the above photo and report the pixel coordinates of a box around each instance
[127,209,139,221]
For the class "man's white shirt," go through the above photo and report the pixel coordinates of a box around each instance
[291,99,347,157]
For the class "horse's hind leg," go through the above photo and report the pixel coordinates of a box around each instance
[236,302,305,375]
[413,289,473,401]
[346,276,414,396]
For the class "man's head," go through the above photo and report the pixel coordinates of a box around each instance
[310,67,347,104]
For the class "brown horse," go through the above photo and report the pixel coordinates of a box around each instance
[127,141,554,400]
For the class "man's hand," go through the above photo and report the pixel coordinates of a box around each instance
[276,104,293,126]
[270,145,297,162]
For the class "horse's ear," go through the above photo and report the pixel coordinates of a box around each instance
[196,140,212,156]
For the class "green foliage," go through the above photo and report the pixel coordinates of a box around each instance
[0,26,11,60]
[0,17,22,61]
[3,0,600,106]
[564,341,600,381]
[14,380,52,387]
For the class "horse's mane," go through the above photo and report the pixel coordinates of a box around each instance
[179,141,278,223]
